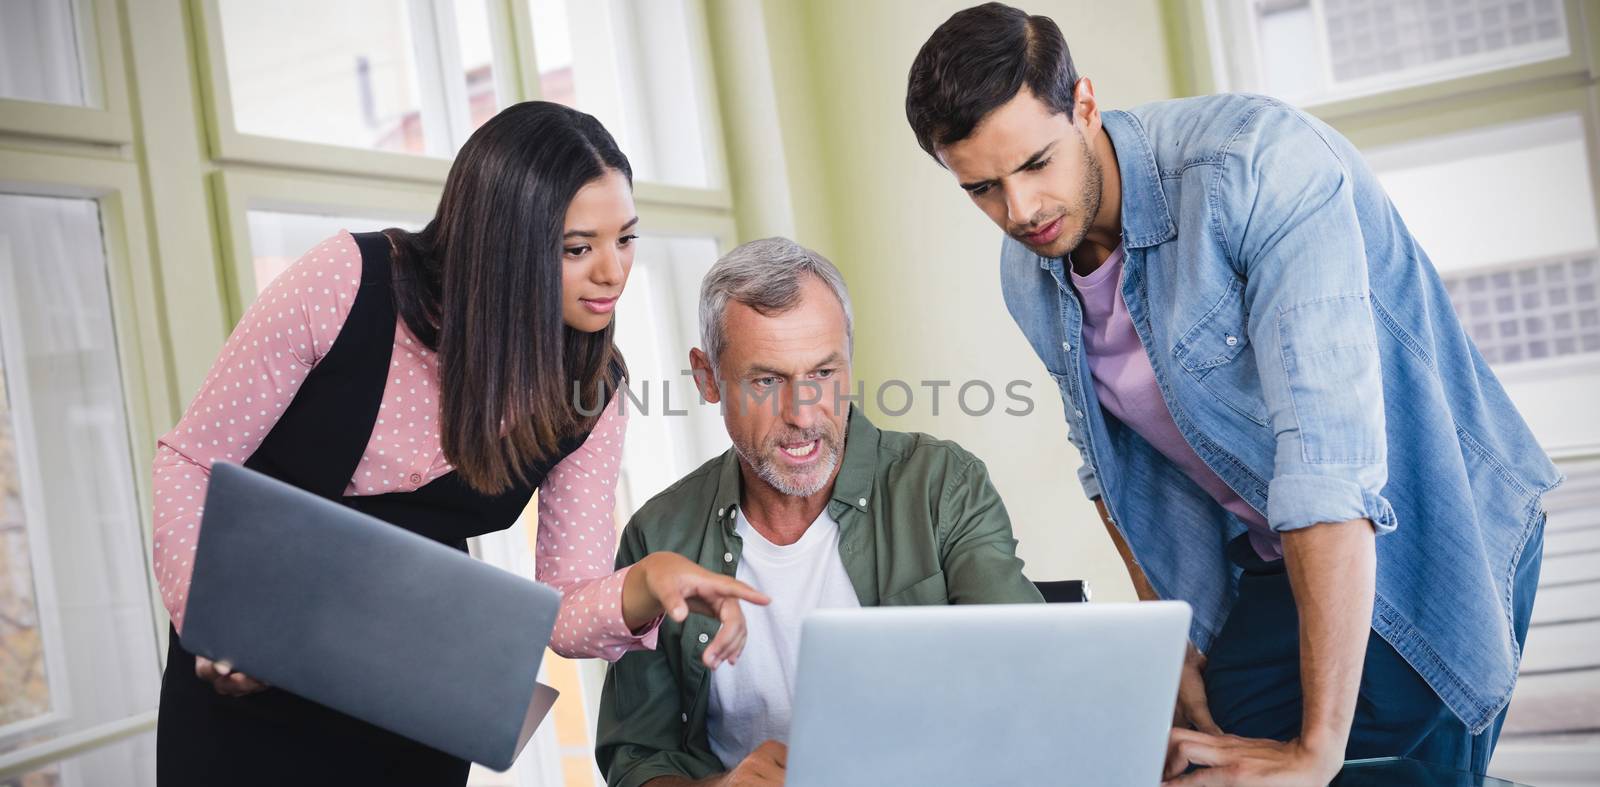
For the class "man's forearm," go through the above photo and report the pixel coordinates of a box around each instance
[1281,517,1376,761]
[1095,498,1160,601]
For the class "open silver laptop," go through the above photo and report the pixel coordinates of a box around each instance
[183,462,561,771]
[786,602,1191,786]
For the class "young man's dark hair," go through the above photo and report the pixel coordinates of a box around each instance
[904,2,1080,161]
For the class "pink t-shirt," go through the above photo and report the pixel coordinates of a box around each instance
[151,230,658,660]
[1073,244,1282,561]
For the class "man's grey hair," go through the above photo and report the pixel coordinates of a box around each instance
[698,237,854,372]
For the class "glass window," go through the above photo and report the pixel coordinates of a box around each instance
[0,193,161,758]
[245,209,426,294]
[610,235,727,510]
[0,0,95,107]
[451,0,505,133]
[0,330,52,738]
[1444,254,1600,364]
[1210,0,1571,106]
[530,0,717,188]
[216,0,503,157]
[1367,113,1599,366]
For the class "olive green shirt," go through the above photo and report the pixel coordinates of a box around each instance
[595,407,1043,787]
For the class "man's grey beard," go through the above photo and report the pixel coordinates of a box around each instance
[732,428,846,498]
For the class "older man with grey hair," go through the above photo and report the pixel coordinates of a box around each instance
[595,237,1042,787]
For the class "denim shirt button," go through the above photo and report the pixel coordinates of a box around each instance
[1074,409,1084,418]
[1225,335,1238,346]
[1061,340,1072,351]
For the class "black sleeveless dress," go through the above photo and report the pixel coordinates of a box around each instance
[157,232,591,786]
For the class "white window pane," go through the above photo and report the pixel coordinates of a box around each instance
[0,333,51,733]
[217,0,443,155]
[1367,114,1597,273]
[453,0,504,133]
[0,0,93,107]
[0,193,160,757]
[1255,3,1324,99]
[1371,115,1599,366]
[530,0,716,188]
[612,235,725,513]
[1369,114,1600,453]
[245,209,426,294]
[1324,0,1566,81]
[1214,0,1571,106]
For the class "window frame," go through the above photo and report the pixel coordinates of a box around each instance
[191,0,736,211]
[211,169,443,321]
[1192,0,1594,122]
[1434,248,1600,383]
[0,0,134,145]
[189,0,521,181]
[0,235,74,744]
[0,148,174,781]
[505,0,735,208]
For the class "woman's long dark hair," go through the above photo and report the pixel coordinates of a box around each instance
[384,102,629,494]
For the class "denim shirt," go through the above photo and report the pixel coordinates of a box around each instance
[1000,94,1561,734]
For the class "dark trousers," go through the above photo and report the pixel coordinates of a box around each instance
[1203,524,1543,776]
[157,626,469,787]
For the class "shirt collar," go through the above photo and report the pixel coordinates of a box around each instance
[1100,109,1176,250]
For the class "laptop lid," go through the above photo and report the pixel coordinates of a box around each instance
[786,602,1191,786]
[182,462,561,771]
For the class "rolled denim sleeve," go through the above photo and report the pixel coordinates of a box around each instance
[1224,107,1397,536]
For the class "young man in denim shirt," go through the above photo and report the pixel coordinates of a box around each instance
[905,4,1560,784]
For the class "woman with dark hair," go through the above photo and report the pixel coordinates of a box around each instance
[152,102,766,786]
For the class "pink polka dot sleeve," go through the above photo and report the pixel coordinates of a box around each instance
[537,388,660,661]
[151,232,361,633]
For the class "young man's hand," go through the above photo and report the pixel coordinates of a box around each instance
[1161,728,1342,786]
[1173,643,1221,734]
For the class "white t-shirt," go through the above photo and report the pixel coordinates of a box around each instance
[706,507,861,768]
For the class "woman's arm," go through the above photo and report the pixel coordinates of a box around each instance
[152,232,361,632]
[537,390,767,664]
[535,388,658,660]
